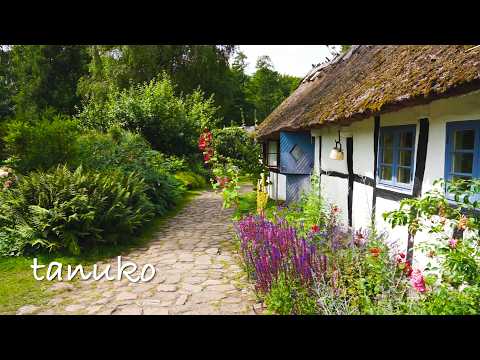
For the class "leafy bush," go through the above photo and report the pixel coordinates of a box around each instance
[265,273,317,315]
[2,115,80,172]
[383,178,480,314]
[0,165,154,256]
[71,128,184,215]
[211,126,264,178]
[175,171,207,190]
[78,74,219,156]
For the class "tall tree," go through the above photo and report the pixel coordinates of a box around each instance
[10,45,91,117]
[245,55,300,123]
[0,46,14,119]
[225,50,255,125]
[78,45,237,125]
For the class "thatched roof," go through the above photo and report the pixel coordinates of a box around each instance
[256,45,480,139]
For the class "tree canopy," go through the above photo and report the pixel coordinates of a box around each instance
[0,45,303,131]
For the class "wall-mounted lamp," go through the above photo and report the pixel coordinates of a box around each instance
[329,130,344,160]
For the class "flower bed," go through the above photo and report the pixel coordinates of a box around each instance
[234,177,480,315]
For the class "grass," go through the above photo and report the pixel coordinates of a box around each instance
[232,190,278,221]
[0,190,200,314]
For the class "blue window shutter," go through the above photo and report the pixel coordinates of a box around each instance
[280,131,315,174]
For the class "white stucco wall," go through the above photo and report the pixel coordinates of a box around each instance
[267,171,286,201]
[266,90,480,268]
[321,175,349,225]
[309,90,480,268]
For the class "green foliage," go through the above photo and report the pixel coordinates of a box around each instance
[245,56,301,123]
[9,45,90,116]
[266,175,327,238]
[77,45,237,124]
[413,284,480,315]
[383,178,480,314]
[175,171,207,190]
[211,126,264,178]
[78,74,219,155]
[71,128,184,216]
[211,161,241,209]
[2,115,80,172]
[264,273,317,315]
[0,46,14,120]
[0,165,154,256]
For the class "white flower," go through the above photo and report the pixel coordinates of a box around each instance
[0,170,9,178]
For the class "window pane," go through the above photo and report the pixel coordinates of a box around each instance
[452,153,473,174]
[454,129,475,150]
[399,131,414,148]
[380,166,392,181]
[268,154,277,167]
[382,133,394,147]
[382,147,393,164]
[268,141,278,153]
[399,150,412,166]
[398,167,411,184]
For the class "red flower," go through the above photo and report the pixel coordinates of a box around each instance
[198,138,207,151]
[332,205,339,214]
[403,261,413,277]
[203,148,214,163]
[369,247,381,257]
[311,224,320,233]
[198,129,213,151]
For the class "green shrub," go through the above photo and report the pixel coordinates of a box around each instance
[0,165,154,255]
[264,274,317,315]
[175,171,207,190]
[2,115,80,172]
[78,74,219,156]
[413,285,480,315]
[71,128,184,215]
[211,126,264,179]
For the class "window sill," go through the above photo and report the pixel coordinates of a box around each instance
[376,183,413,196]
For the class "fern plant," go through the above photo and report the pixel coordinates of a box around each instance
[0,165,154,255]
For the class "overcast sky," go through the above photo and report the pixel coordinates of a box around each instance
[238,45,340,78]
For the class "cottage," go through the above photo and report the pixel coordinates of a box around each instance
[256,45,480,264]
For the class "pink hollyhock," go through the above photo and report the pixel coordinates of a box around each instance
[410,269,426,293]
[449,238,458,249]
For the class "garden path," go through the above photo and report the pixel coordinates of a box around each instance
[17,187,261,315]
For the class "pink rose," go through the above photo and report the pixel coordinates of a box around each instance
[410,269,426,293]
[449,238,457,249]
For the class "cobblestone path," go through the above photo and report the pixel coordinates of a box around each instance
[17,189,261,315]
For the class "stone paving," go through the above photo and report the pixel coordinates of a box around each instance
[17,188,262,315]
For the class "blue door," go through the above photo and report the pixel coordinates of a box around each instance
[279,132,315,202]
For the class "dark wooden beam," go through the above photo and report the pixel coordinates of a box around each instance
[412,118,429,198]
[372,116,380,225]
[347,137,354,228]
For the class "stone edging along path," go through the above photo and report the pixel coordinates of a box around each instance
[17,188,262,315]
